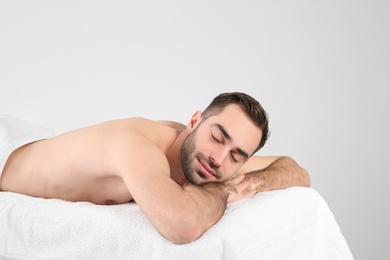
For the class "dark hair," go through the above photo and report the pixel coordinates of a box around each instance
[202,92,269,154]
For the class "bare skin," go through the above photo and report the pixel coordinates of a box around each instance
[0,104,310,243]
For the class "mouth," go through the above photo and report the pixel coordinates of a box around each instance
[197,158,216,177]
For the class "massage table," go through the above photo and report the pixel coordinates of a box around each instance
[0,187,353,259]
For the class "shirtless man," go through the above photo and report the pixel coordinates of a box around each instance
[0,92,310,244]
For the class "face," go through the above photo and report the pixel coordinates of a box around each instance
[181,104,262,185]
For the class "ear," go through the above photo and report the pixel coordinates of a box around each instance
[187,110,202,132]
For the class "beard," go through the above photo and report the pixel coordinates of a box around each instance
[180,126,221,185]
[181,128,199,185]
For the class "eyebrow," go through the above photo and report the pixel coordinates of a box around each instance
[213,124,249,159]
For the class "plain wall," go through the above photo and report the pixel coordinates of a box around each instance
[1,1,389,259]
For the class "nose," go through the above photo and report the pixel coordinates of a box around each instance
[209,150,227,168]
[209,155,221,168]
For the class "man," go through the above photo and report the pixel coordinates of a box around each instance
[0,92,310,244]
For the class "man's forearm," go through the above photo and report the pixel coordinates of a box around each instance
[245,156,311,193]
[180,183,228,241]
[178,174,248,243]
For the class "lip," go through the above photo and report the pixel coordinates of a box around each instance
[198,159,215,177]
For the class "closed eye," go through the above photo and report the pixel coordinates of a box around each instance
[231,151,246,163]
[210,124,249,163]
[211,134,222,143]
[231,152,239,163]
[213,135,239,162]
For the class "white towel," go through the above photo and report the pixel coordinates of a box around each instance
[0,187,354,260]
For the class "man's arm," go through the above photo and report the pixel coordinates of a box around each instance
[232,156,311,202]
[114,133,248,244]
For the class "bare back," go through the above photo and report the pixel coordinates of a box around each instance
[0,118,185,204]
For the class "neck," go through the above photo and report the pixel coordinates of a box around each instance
[166,129,189,186]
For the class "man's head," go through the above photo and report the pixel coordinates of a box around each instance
[181,92,269,185]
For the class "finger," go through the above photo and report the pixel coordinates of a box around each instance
[235,179,250,193]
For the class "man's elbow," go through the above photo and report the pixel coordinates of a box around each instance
[301,167,311,187]
[283,156,311,188]
[164,219,204,244]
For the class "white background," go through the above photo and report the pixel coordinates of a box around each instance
[1,1,389,259]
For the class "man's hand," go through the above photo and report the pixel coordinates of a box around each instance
[198,174,253,204]
[199,174,255,204]
[227,157,311,204]
[237,156,311,195]
[226,174,257,203]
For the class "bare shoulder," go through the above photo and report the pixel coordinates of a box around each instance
[97,118,184,135]
[36,117,180,174]
[105,121,176,191]
[89,117,181,165]
[82,117,181,144]
[157,120,186,131]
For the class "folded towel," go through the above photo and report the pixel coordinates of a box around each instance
[0,187,354,260]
